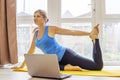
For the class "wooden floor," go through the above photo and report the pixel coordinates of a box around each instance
[0,66,120,80]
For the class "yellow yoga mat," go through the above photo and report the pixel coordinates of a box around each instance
[61,70,120,77]
[13,68,120,77]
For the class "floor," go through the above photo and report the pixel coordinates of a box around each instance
[0,66,120,80]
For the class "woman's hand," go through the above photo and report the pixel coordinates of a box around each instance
[11,65,24,69]
[11,60,26,69]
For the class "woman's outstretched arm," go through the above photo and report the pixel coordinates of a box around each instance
[49,24,99,37]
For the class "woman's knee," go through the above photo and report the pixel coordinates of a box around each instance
[95,64,103,70]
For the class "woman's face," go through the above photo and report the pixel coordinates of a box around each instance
[34,12,46,26]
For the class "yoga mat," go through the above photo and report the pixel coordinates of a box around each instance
[13,68,120,77]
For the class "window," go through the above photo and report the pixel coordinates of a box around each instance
[17,0,47,15]
[61,23,92,59]
[16,0,47,61]
[60,0,93,59]
[105,0,120,14]
[102,23,120,61]
[61,0,91,18]
[102,0,120,65]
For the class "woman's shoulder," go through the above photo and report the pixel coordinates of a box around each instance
[48,25,59,32]
[48,25,58,29]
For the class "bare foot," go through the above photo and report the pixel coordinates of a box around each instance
[64,64,83,71]
[89,24,99,43]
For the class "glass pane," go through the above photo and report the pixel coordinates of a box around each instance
[61,0,92,18]
[105,0,120,14]
[59,23,92,58]
[17,24,43,61]
[16,0,47,62]
[102,22,120,61]
[17,0,47,16]
[16,24,34,61]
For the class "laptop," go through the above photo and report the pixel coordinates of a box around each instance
[24,54,71,79]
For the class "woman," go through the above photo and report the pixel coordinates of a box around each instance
[17,9,103,71]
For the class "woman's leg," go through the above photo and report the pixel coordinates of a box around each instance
[59,24,103,70]
[59,39,103,70]
[92,39,103,69]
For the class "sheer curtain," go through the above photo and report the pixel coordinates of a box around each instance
[0,0,18,65]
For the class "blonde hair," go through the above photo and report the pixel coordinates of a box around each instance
[34,9,49,23]
[34,9,47,18]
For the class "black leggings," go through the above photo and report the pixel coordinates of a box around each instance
[59,39,103,70]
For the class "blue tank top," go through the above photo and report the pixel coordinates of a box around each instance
[35,25,66,61]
